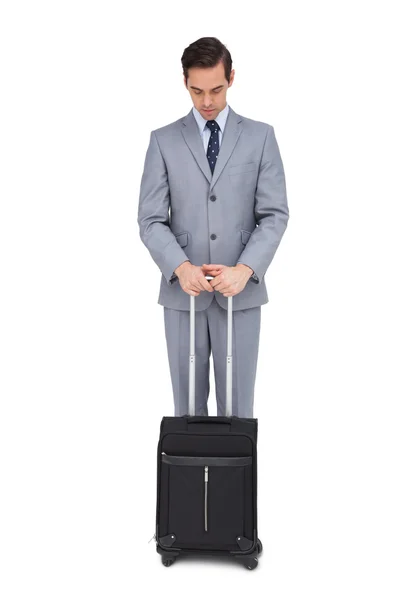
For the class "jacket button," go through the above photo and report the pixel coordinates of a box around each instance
[210,195,216,202]
[210,234,217,240]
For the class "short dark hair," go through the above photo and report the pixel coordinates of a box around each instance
[181,37,232,84]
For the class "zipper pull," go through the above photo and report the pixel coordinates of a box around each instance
[148,533,156,544]
[204,466,209,532]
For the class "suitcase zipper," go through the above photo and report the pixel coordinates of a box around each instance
[204,466,208,532]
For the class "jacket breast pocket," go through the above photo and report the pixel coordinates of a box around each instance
[228,162,258,176]
[175,232,188,248]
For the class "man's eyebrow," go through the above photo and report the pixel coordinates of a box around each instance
[189,85,224,92]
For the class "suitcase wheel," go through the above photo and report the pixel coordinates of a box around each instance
[244,557,258,570]
[162,557,176,567]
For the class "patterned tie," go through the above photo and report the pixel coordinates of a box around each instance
[205,120,220,174]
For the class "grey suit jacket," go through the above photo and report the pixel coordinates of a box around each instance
[137,106,289,311]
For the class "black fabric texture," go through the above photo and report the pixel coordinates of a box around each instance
[156,416,258,553]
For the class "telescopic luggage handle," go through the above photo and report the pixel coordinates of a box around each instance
[189,275,233,418]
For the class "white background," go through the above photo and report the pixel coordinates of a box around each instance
[1,1,399,598]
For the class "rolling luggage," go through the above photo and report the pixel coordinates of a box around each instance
[155,280,262,569]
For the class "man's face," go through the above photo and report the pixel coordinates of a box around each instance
[184,61,234,120]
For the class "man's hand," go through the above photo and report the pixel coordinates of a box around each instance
[174,261,214,296]
[202,263,253,297]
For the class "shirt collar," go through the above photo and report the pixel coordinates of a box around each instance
[192,103,230,136]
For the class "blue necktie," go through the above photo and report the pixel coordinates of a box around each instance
[205,120,220,174]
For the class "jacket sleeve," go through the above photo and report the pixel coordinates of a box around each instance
[137,130,189,285]
[237,125,289,282]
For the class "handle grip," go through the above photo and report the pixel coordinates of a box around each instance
[187,417,231,425]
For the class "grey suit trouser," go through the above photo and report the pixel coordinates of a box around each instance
[163,295,261,418]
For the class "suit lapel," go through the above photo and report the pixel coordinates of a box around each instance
[181,106,243,189]
[181,110,212,184]
[210,107,243,189]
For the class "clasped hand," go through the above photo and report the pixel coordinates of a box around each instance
[176,261,252,297]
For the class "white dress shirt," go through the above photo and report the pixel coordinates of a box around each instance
[192,103,230,152]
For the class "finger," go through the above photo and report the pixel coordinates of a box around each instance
[188,279,203,291]
[202,269,223,277]
[184,282,202,294]
[213,284,228,293]
[215,283,234,294]
[202,264,225,270]
[198,278,214,292]
[210,274,224,287]
[206,273,222,281]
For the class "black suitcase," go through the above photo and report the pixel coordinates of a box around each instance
[155,283,262,569]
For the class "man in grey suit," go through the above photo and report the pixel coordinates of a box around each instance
[137,37,289,418]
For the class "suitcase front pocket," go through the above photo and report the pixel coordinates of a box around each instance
[160,454,253,549]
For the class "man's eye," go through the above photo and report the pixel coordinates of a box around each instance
[194,89,221,95]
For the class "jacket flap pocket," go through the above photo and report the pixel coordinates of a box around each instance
[175,232,188,247]
[229,162,257,176]
[241,229,252,244]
